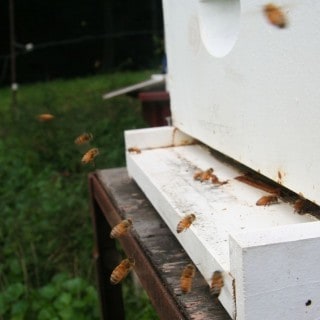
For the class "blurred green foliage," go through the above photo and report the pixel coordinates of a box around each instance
[0,71,159,320]
[0,274,99,320]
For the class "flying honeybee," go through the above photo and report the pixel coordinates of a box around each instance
[110,258,135,285]
[37,113,55,122]
[110,219,133,239]
[74,132,93,145]
[210,270,224,298]
[256,195,279,206]
[81,147,99,164]
[127,147,141,154]
[180,264,196,294]
[177,214,196,233]
[193,168,214,182]
[263,3,287,28]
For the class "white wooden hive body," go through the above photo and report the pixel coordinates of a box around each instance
[125,1,320,319]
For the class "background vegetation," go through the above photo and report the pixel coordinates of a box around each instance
[1,0,164,84]
[0,71,159,319]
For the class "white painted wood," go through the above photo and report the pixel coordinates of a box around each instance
[102,74,165,100]
[230,223,320,320]
[124,127,319,319]
[125,126,195,151]
[162,0,320,204]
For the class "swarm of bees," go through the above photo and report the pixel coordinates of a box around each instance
[263,3,287,28]
[85,4,313,301]
[177,214,196,233]
[37,113,55,122]
[180,264,196,294]
[108,220,135,286]
[36,116,101,166]
[73,131,101,166]
[110,257,135,285]
[110,219,133,239]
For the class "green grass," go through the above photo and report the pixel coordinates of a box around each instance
[0,71,159,320]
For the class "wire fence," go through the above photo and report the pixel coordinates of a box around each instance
[1,29,162,84]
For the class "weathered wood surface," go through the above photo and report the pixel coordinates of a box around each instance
[90,167,231,320]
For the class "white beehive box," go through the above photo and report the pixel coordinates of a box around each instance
[125,1,320,319]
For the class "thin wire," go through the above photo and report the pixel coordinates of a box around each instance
[0,29,159,60]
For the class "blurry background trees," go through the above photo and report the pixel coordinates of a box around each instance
[0,70,160,320]
[0,2,164,317]
[0,0,164,85]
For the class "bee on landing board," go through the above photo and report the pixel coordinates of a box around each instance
[176,214,196,233]
[81,147,99,165]
[74,132,93,145]
[127,147,141,154]
[293,197,320,215]
[110,258,135,285]
[263,3,287,28]
[211,174,228,186]
[110,219,133,239]
[256,195,279,206]
[210,270,224,298]
[193,168,214,182]
[37,113,55,122]
[180,264,196,294]
[294,198,305,214]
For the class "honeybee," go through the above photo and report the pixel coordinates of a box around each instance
[193,168,214,182]
[263,3,287,28]
[81,147,99,164]
[110,258,135,285]
[256,195,278,206]
[37,113,55,122]
[110,219,133,239]
[74,132,93,145]
[128,147,141,154]
[293,198,305,214]
[210,270,224,298]
[180,264,196,294]
[211,174,228,186]
[293,196,320,215]
[177,214,196,233]
[293,198,303,213]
